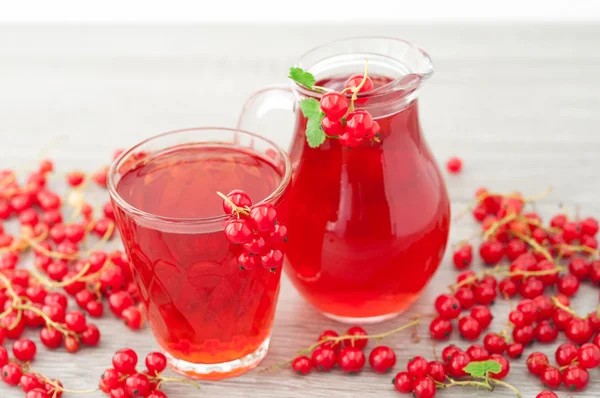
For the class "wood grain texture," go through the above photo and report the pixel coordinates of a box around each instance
[0,24,599,397]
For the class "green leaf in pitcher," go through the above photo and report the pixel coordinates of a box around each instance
[289,67,316,89]
[299,98,326,148]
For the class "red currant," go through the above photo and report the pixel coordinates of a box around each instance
[429,317,453,340]
[577,343,600,369]
[368,346,396,373]
[337,347,365,374]
[1,363,22,386]
[345,74,374,94]
[483,333,507,354]
[516,299,538,324]
[526,352,549,376]
[321,116,344,136]
[458,316,482,340]
[412,376,437,398]
[393,371,413,393]
[535,320,558,343]
[0,347,7,367]
[249,203,278,232]
[40,327,63,348]
[20,374,42,393]
[533,295,554,320]
[512,325,535,345]
[224,219,253,244]
[145,352,167,375]
[563,365,589,391]
[427,361,446,382]
[81,324,101,346]
[470,305,493,329]
[319,92,349,119]
[343,326,368,349]
[100,369,121,390]
[488,354,509,379]
[407,356,430,378]
[519,277,545,299]
[12,339,36,361]
[452,245,472,269]
[434,294,461,319]
[122,306,142,329]
[65,310,87,333]
[466,344,489,361]
[441,345,461,363]
[260,249,284,270]
[125,373,150,397]
[446,352,470,378]
[479,240,505,264]
[498,278,518,298]
[506,343,524,359]
[557,274,580,297]
[346,111,374,140]
[474,283,496,305]
[292,356,312,375]
[338,132,363,148]
[540,366,562,389]
[318,330,341,351]
[565,318,592,344]
[446,157,462,174]
[552,309,573,331]
[222,190,252,215]
[454,287,476,309]
[112,348,138,373]
[569,257,590,279]
[536,392,558,398]
[311,347,337,372]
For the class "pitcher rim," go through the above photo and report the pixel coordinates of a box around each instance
[292,36,433,99]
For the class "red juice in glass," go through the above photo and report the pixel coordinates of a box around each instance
[238,37,450,323]
[108,128,291,380]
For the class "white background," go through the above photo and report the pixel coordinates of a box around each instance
[1,0,600,23]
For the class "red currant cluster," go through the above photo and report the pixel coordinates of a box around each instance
[526,340,600,392]
[1,336,78,398]
[221,190,287,271]
[392,350,515,398]
[290,321,419,376]
[0,155,144,332]
[319,74,380,148]
[99,349,192,398]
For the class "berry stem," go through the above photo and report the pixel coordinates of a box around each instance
[435,378,493,392]
[482,213,517,241]
[153,375,201,390]
[511,230,554,262]
[216,191,250,217]
[346,59,369,113]
[489,379,522,397]
[551,296,581,319]
[553,243,598,258]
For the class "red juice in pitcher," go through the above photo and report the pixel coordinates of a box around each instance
[284,74,451,322]
[109,129,291,379]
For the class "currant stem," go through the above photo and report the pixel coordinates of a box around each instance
[551,296,581,318]
[435,378,493,392]
[154,376,201,390]
[482,213,516,241]
[489,379,522,398]
[511,230,554,262]
[346,59,369,113]
[216,191,250,216]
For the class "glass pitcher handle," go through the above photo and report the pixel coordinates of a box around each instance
[237,85,296,153]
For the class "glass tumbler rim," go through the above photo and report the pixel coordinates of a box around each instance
[107,127,292,227]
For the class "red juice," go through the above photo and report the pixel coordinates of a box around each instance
[112,143,288,379]
[285,76,451,321]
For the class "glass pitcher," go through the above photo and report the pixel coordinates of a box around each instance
[239,37,450,324]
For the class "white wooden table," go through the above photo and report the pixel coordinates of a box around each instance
[0,24,599,397]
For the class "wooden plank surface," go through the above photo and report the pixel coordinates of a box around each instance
[0,24,599,397]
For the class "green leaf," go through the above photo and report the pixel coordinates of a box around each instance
[463,360,502,378]
[289,67,316,89]
[305,111,326,148]
[299,98,321,119]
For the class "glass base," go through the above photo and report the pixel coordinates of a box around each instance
[165,337,270,380]
[321,312,401,325]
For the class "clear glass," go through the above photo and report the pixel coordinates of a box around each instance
[239,37,450,324]
[107,128,292,379]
